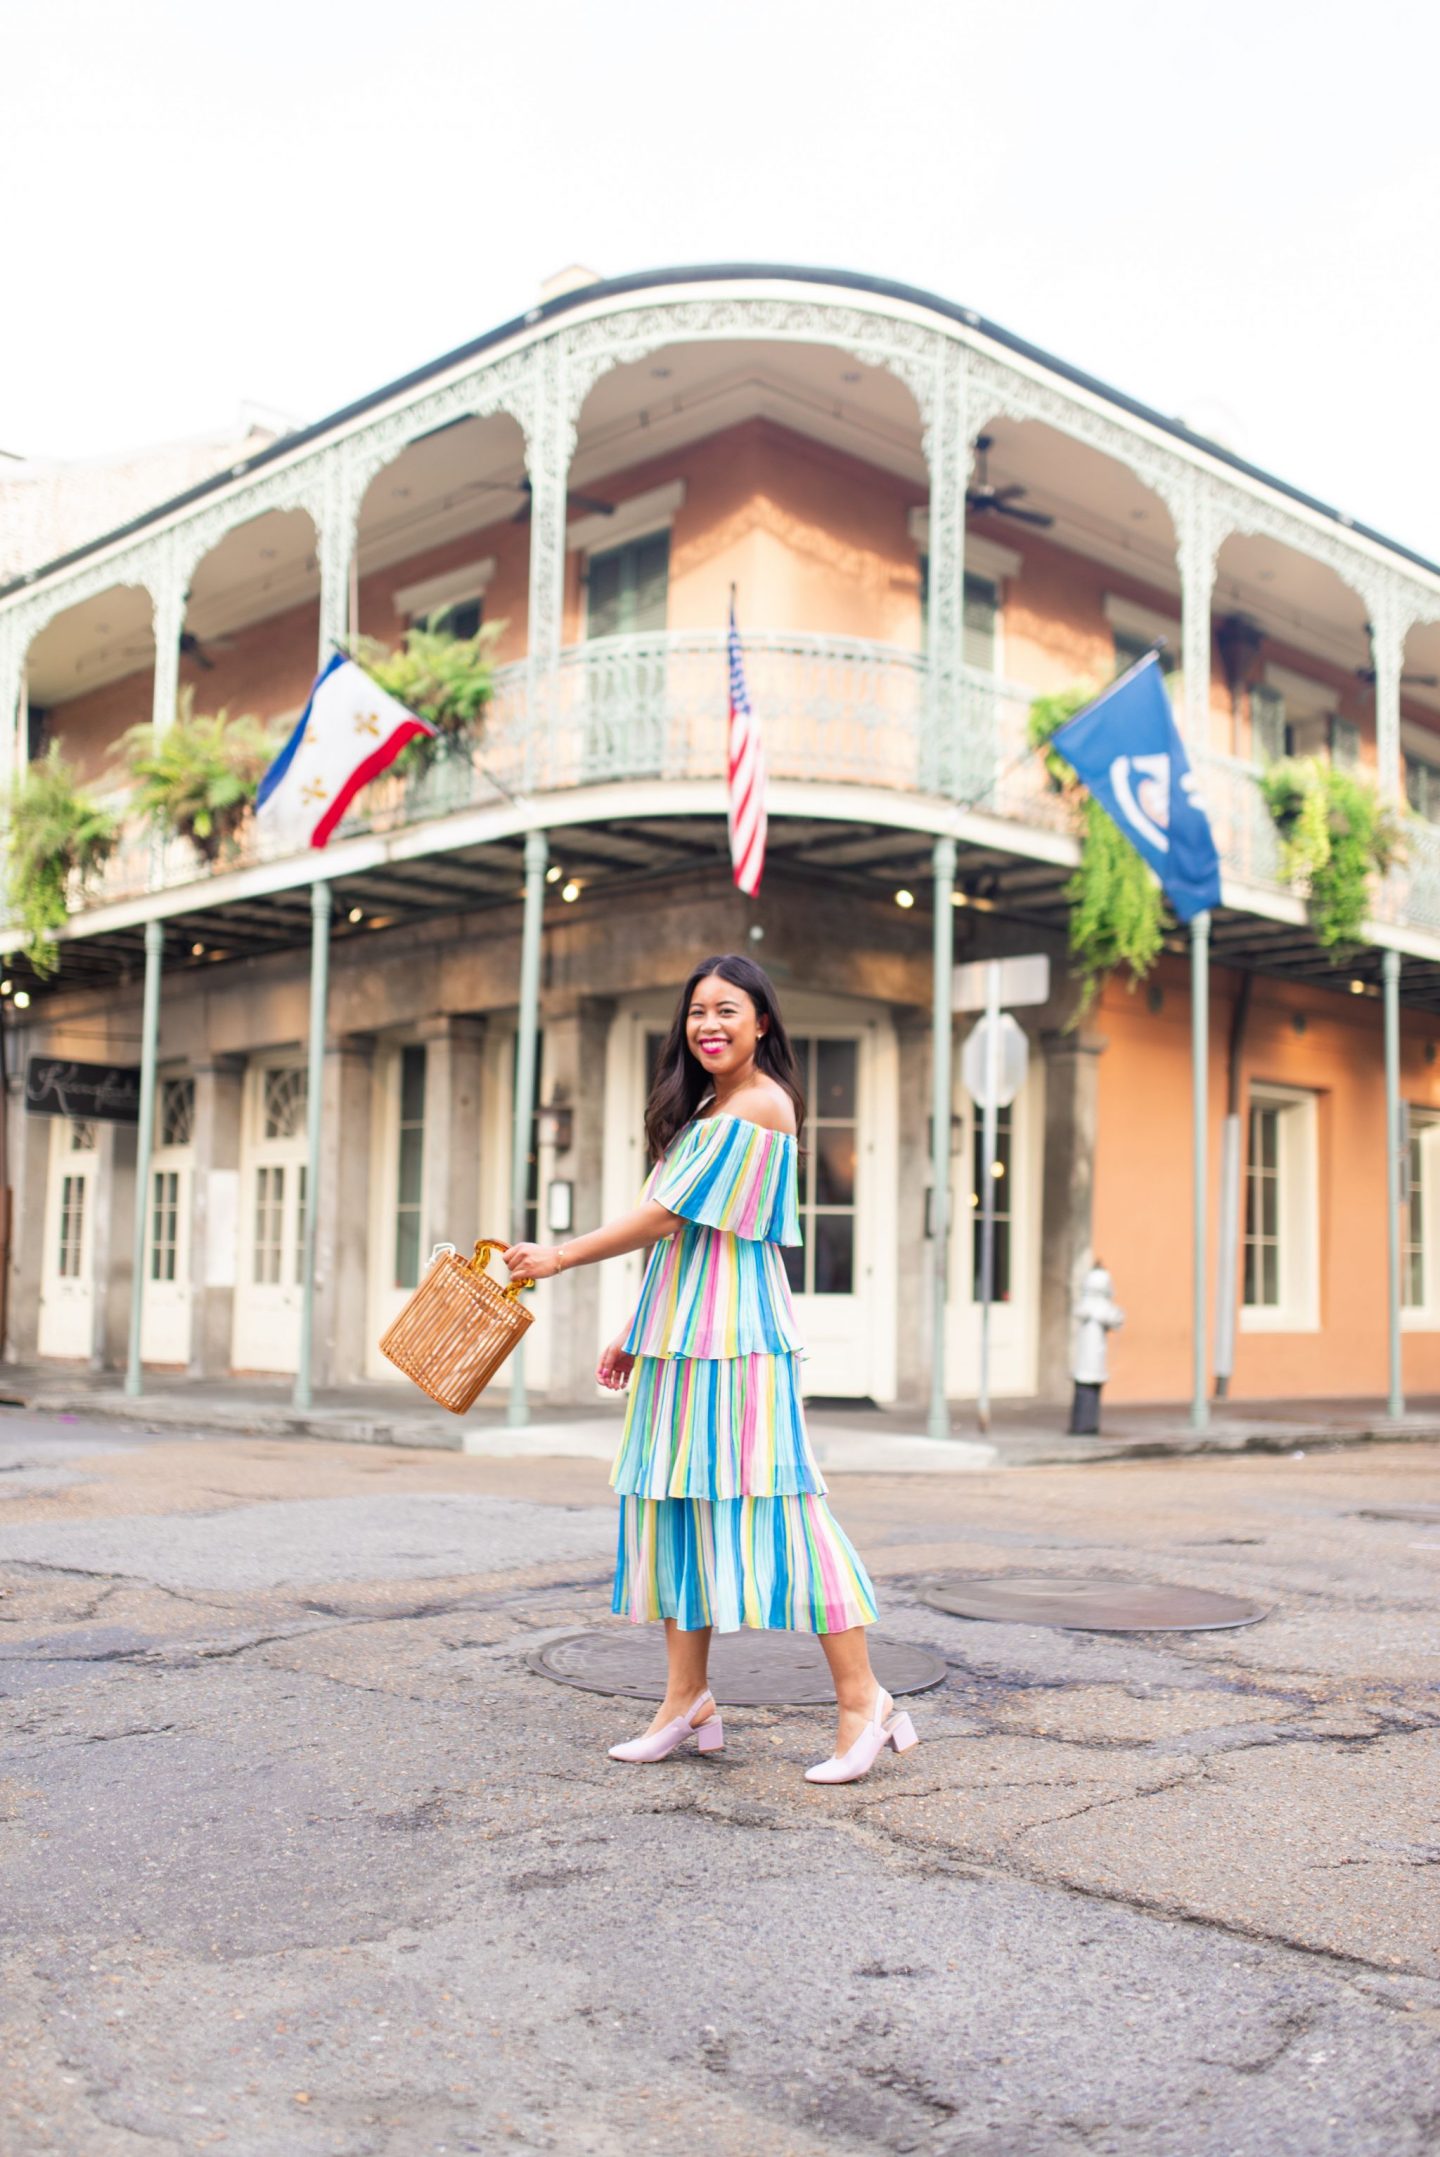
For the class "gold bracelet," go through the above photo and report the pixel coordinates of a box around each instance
[556,1243,570,1273]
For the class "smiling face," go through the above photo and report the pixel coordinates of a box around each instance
[685,972,767,1085]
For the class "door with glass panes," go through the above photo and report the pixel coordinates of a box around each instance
[140,1076,195,1365]
[603,1006,893,1401]
[38,1118,100,1359]
[945,1033,1044,1395]
[582,532,670,779]
[368,1043,429,1373]
[232,1060,308,1372]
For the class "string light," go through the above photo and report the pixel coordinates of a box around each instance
[12,990,29,1009]
[561,880,581,903]
[894,889,915,909]
[546,864,563,884]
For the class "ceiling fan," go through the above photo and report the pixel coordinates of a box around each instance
[966,436,1053,528]
[464,476,617,525]
[179,629,238,672]
[1356,623,1439,690]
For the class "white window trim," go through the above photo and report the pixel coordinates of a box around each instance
[907,511,1021,586]
[1104,593,1181,653]
[1240,1083,1320,1333]
[392,557,496,622]
[1401,1109,1440,1331]
[568,480,684,558]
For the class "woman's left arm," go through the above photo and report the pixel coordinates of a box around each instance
[503,1198,681,1282]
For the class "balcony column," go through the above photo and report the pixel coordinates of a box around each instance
[523,341,575,787]
[1176,481,1223,755]
[316,455,358,668]
[1368,585,1407,803]
[926,345,970,799]
[151,575,185,738]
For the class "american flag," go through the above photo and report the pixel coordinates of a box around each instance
[726,598,767,896]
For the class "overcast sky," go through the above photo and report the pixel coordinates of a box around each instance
[5,0,1439,558]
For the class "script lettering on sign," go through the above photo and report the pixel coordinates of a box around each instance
[24,1057,142,1124]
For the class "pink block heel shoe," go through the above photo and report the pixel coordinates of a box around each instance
[607,1689,725,1763]
[804,1688,919,1785]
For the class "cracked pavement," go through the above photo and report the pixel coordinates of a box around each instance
[0,1409,1437,2155]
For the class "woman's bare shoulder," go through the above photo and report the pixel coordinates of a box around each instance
[727,1079,797,1137]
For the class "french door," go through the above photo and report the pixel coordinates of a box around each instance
[141,1076,195,1365]
[945,1030,1044,1397]
[38,1118,99,1359]
[232,1060,308,1373]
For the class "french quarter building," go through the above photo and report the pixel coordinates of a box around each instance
[4,264,1440,1410]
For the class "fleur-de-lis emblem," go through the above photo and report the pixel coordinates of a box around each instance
[301,779,330,805]
[353,710,382,737]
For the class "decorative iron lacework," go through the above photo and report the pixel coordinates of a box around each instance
[160,1075,195,1149]
[69,1120,97,1152]
[262,1066,307,1141]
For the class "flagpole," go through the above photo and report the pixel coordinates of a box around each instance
[1190,909,1210,1432]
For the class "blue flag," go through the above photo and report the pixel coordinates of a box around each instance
[1052,655,1221,922]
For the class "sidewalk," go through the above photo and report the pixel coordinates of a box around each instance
[5,1361,1440,1470]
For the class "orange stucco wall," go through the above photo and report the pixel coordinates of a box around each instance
[1093,960,1440,1402]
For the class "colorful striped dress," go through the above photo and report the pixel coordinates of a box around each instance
[610,1112,879,1634]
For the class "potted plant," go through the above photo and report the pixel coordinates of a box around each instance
[116,690,275,864]
[344,620,501,773]
[3,745,118,978]
[1257,756,1403,950]
[1028,687,1166,1007]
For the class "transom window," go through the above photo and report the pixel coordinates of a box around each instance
[160,1076,195,1149]
[263,1066,307,1140]
[69,1120,97,1153]
[586,533,670,638]
[783,1037,857,1299]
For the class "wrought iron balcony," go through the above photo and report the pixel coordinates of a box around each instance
[28,631,1440,950]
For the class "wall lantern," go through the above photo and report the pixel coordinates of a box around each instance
[536,1100,574,1152]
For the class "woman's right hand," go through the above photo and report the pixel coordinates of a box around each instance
[596,1335,636,1392]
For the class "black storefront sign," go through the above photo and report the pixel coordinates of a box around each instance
[25,1056,142,1124]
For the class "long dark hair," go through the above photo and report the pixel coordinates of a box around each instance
[644,954,806,1160]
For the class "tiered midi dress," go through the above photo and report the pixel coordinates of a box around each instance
[610,1112,879,1634]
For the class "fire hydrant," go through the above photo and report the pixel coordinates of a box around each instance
[1070,1261,1124,1435]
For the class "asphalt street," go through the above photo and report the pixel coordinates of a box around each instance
[0,1409,1437,2157]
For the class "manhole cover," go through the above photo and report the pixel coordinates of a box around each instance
[1354,1505,1440,1525]
[530,1627,948,1704]
[919,1574,1269,1632]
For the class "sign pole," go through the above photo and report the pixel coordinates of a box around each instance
[124,920,164,1398]
[977,959,1001,1434]
[508,828,549,1429]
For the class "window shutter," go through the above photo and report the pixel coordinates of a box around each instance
[1251,684,1287,766]
[1329,715,1361,770]
[963,574,998,673]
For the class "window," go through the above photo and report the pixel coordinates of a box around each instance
[1402,1111,1440,1323]
[58,1174,86,1278]
[1406,755,1440,824]
[514,1031,545,1242]
[586,533,669,638]
[1113,627,1177,680]
[1241,1085,1319,1330]
[970,1102,1013,1302]
[424,597,482,640]
[254,1167,285,1285]
[919,561,999,669]
[150,1170,180,1283]
[782,1038,857,1298]
[394,1046,426,1291]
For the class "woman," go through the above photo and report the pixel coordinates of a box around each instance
[504,953,918,1785]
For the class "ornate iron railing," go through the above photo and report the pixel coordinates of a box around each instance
[34,635,1440,949]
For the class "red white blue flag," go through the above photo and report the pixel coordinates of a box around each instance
[256,653,435,850]
[726,599,767,896]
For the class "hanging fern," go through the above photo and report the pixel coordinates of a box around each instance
[344,621,502,773]
[3,746,118,978]
[1028,687,1167,1007]
[116,690,274,863]
[1257,756,1403,950]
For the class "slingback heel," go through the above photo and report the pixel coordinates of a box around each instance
[608,1689,724,1763]
[804,1689,919,1784]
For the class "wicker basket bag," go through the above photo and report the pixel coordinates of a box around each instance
[380,1236,536,1413]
